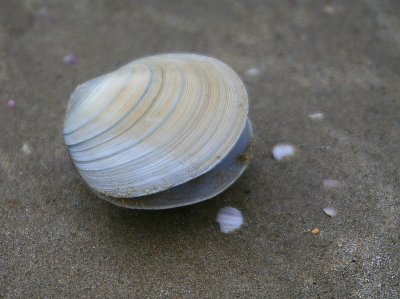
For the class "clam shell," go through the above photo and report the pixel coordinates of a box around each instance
[64,53,251,208]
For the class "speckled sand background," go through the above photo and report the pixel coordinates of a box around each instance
[1,1,399,298]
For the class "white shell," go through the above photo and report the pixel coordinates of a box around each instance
[216,207,244,233]
[272,144,296,161]
[308,112,324,120]
[64,53,250,204]
[323,207,337,217]
[245,68,262,77]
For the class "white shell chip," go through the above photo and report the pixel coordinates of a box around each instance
[216,207,244,233]
[245,68,262,77]
[323,207,337,217]
[308,112,324,120]
[272,144,296,161]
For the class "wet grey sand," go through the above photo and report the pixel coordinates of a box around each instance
[1,1,399,297]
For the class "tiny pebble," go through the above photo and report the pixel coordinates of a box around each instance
[245,68,262,77]
[311,228,320,236]
[216,207,243,233]
[7,99,16,108]
[323,179,339,189]
[308,112,324,120]
[22,143,32,155]
[63,54,78,65]
[323,207,337,217]
[272,144,296,161]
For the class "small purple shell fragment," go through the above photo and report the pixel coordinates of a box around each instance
[7,99,16,108]
[63,54,78,65]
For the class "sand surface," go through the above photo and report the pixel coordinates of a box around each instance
[1,1,399,297]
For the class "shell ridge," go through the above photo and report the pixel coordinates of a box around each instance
[67,63,159,151]
[64,68,138,137]
[65,66,153,146]
[64,74,110,132]
[72,62,185,167]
